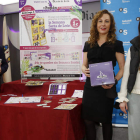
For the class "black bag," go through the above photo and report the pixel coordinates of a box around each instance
[106,85,117,98]
[106,85,120,109]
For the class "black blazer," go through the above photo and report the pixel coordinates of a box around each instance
[0,46,8,76]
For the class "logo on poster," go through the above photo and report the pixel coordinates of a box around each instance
[123,41,130,46]
[19,0,26,8]
[119,8,128,14]
[122,0,130,3]
[23,71,32,77]
[21,5,36,20]
[119,112,123,116]
[124,51,128,57]
[136,17,140,21]
[123,114,128,119]
[103,0,111,4]
[122,19,132,24]
[119,29,128,35]
[74,0,82,6]
[70,18,80,28]
[97,71,107,79]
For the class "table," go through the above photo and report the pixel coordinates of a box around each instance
[0,80,85,140]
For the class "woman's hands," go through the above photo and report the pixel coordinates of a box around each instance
[0,65,1,73]
[82,52,90,77]
[102,84,114,89]
[119,101,128,114]
[82,66,90,77]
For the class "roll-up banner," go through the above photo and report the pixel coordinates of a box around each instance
[19,0,82,79]
[101,0,140,126]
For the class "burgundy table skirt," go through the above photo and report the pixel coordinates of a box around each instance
[0,80,85,140]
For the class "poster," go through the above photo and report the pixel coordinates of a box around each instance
[19,0,82,78]
[101,0,140,125]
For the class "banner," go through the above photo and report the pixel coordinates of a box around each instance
[101,0,140,125]
[2,16,12,83]
[19,0,82,79]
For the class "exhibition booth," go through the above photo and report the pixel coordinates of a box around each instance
[0,0,140,139]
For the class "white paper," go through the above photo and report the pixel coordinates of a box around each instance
[71,90,83,98]
[5,96,42,104]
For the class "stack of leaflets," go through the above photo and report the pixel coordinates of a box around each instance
[58,97,77,104]
[25,81,44,86]
[54,104,77,110]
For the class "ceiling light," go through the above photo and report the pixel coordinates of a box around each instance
[0,0,19,5]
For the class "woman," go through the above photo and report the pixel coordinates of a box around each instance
[0,46,8,76]
[81,9,125,140]
[117,21,140,140]
[0,46,8,91]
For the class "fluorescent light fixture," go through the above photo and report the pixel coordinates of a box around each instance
[0,0,19,5]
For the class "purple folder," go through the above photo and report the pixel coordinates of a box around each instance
[89,61,115,87]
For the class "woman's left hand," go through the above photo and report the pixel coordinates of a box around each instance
[102,84,114,89]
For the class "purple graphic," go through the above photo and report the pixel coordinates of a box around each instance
[35,9,70,13]
[74,0,82,6]
[44,28,57,33]
[49,84,66,95]
[48,0,52,7]
[45,53,51,60]
[19,0,26,8]
[29,63,33,68]
[89,61,115,87]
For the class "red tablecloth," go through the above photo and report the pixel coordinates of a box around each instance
[0,80,85,140]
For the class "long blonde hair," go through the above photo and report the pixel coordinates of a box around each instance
[88,9,116,47]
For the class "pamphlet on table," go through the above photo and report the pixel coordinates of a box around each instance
[71,90,83,98]
[54,104,77,110]
[5,96,42,104]
[48,83,67,95]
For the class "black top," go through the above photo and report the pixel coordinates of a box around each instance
[83,40,124,68]
[127,36,140,93]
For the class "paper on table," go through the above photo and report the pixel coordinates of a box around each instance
[71,90,83,98]
[48,83,67,95]
[54,104,77,110]
[5,96,42,104]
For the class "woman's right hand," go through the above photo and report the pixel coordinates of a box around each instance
[82,66,90,77]
[119,101,128,114]
[82,52,90,77]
